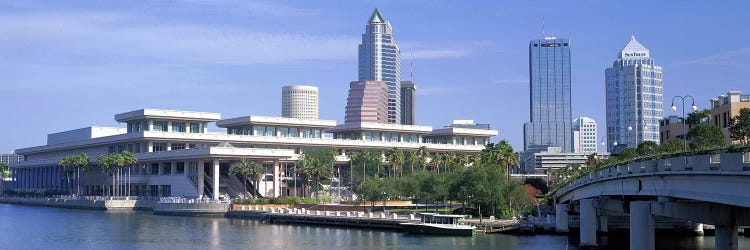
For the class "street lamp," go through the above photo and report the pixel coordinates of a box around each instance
[382,191,387,214]
[671,95,698,152]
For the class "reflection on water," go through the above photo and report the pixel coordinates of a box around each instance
[0,204,748,249]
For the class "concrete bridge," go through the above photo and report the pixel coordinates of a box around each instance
[553,151,750,250]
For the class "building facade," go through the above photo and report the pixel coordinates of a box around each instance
[345,81,389,124]
[605,36,663,151]
[710,91,750,145]
[523,146,610,175]
[523,37,573,153]
[358,9,402,124]
[282,85,319,120]
[400,81,416,125]
[1,153,24,165]
[572,117,597,154]
[9,109,496,200]
[659,115,686,144]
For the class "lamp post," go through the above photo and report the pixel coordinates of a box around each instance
[671,96,698,152]
[382,191,387,214]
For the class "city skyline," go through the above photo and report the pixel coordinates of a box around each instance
[1,1,749,153]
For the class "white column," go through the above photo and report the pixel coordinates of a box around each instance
[273,161,280,198]
[166,143,172,151]
[555,204,569,233]
[579,199,597,247]
[212,159,220,200]
[599,216,608,233]
[630,201,654,250]
[148,120,154,131]
[203,122,209,133]
[147,141,154,152]
[716,222,738,250]
[167,121,172,132]
[198,160,205,198]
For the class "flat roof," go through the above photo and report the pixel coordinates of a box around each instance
[426,127,498,137]
[115,109,221,122]
[216,116,336,128]
[327,122,433,133]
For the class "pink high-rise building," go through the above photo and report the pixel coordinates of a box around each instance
[345,81,389,123]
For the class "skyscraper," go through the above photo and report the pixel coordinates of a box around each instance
[358,8,401,124]
[400,81,416,125]
[345,81,389,123]
[573,117,597,154]
[605,36,663,151]
[523,37,573,153]
[282,85,319,120]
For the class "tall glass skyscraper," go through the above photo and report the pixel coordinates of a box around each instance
[605,36,663,152]
[523,37,573,153]
[358,9,401,124]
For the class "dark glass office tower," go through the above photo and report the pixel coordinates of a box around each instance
[523,37,573,152]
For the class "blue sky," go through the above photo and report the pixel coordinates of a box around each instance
[1,0,749,153]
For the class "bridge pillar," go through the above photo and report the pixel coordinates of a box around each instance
[555,204,569,233]
[579,199,597,247]
[599,216,608,233]
[630,201,654,250]
[716,223,738,250]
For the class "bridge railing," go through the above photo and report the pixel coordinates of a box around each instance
[557,150,750,197]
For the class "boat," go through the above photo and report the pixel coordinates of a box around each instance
[400,213,476,236]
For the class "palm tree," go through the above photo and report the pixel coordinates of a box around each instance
[299,148,334,203]
[120,152,137,197]
[71,154,90,196]
[405,150,419,174]
[444,152,457,173]
[417,146,429,169]
[495,140,519,181]
[96,154,114,197]
[385,148,405,178]
[229,158,252,198]
[0,162,8,195]
[58,156,74,195]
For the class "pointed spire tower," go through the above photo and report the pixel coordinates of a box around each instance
[358,8,401,124]
[605,36,663,153]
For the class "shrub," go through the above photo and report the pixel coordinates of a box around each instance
[318,195,333,204]
[271,196,301,205]
[254,198,270,204]
[301,197,317,204]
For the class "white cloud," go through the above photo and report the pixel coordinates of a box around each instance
[418,86,473,96]
[676,47,750,67]
[0,11,358,66]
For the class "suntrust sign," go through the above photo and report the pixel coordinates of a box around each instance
[623,52,648,57]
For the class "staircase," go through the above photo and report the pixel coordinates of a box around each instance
[223,174,246,199]
[203,173,214,199]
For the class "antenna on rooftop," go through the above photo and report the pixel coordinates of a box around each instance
[542,17,545,38]
[409,52,413,81]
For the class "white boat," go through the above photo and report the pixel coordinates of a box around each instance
[400,213,476,236]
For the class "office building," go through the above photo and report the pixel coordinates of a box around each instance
[710,91,750,145]
[345,81,389,124]
[9,109,497,199]
[358,8,402,124]
[572,117,597,154]
[523,146,610,175]
[400,81,416,125]
[523,37,573,153]
[282,85,319,120]
[1,153,24,165]
[605,36,663,151]
[446,120,491,130]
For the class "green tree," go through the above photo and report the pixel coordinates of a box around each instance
[686,109,711,127]
[729,108,750,145]
[229,158,263,198]
[0,162,8,195]
[523,177,549,195]
[360,177,387,210]
[58,154,89,195]
[584,153,602,167]
[385,148,405,178]
[659,138,684,153]
[404,150,420,174]
[636,141,659,156]
[299,148,335,203]
[618,147,638,160]
[96,154,115,197]
[687,124,726,150]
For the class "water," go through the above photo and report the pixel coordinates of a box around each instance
[0,204,747,249]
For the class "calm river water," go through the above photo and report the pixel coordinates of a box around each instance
[0,204,747,249]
